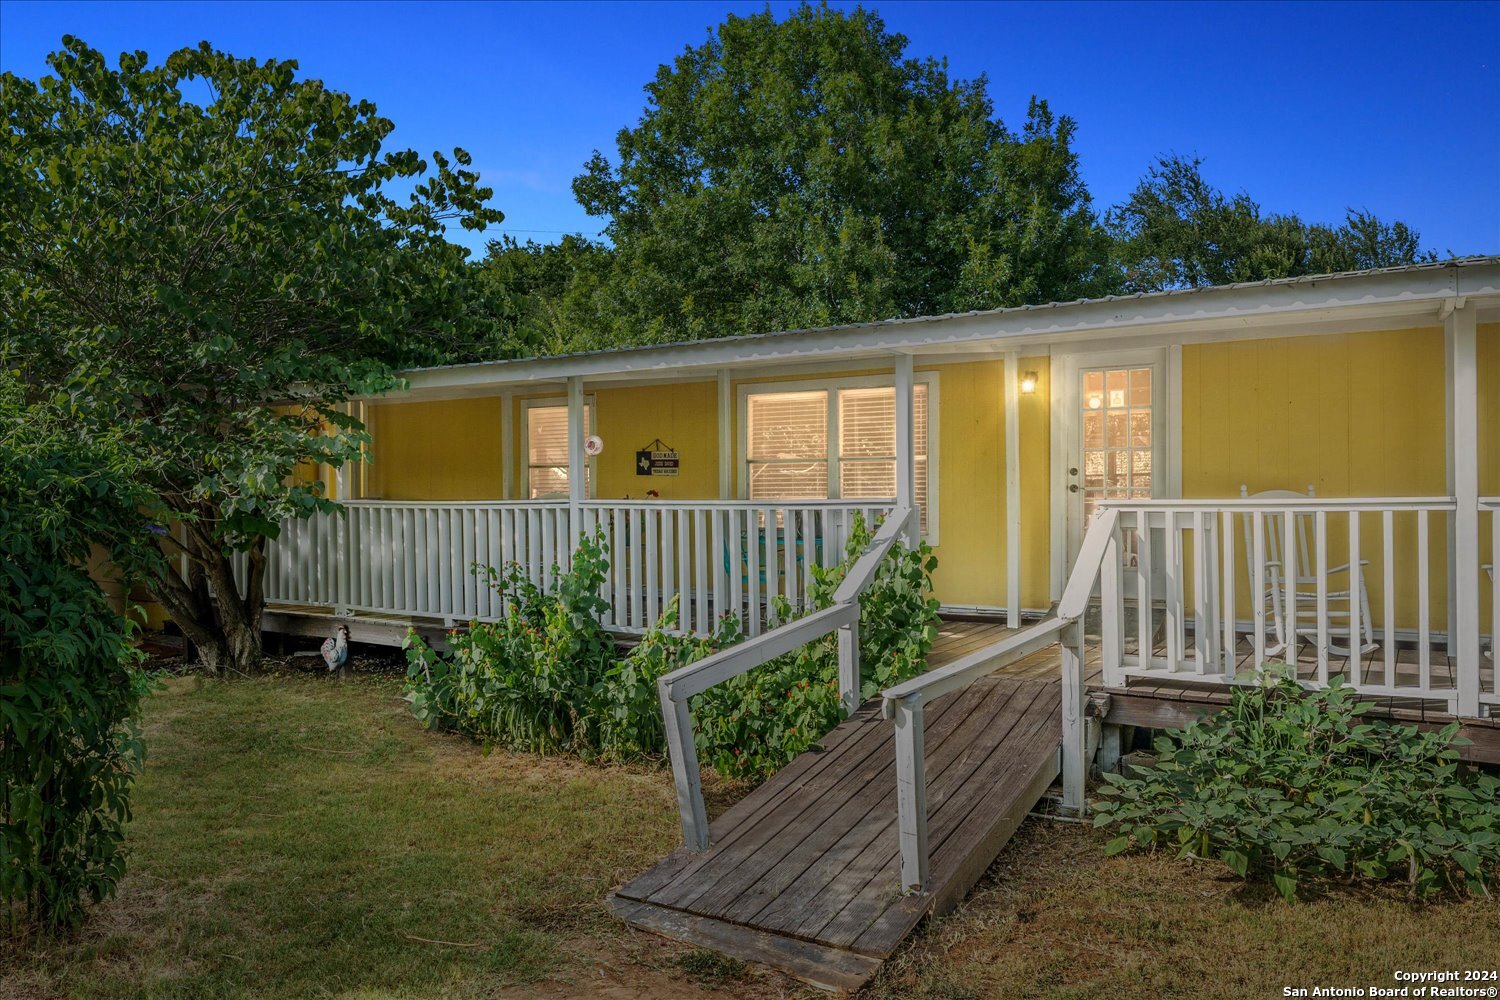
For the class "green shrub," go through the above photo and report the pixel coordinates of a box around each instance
[403,531,737,761]
[1,383,158,930]
[692,514,940,778]
[1092,669,1500,900]
[404,513,940,780]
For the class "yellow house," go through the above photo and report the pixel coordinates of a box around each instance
[263,257,1500,721]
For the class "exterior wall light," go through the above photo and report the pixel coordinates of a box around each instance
[1019,371,1039,395]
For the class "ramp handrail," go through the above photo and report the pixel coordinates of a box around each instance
[880,507,1122,893]
[657,507,915,850]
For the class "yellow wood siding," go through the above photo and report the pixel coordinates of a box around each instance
[594,382,719,500]
[366,397,504,500]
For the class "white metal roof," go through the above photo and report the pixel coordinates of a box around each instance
[395,256,1500,400]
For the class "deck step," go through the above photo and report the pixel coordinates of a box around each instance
[611,675,1062,993]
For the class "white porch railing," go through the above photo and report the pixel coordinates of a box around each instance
[237,500,570,621]
[578,499,893,637]
[238,497,894,636]
[1095,497,1496,715]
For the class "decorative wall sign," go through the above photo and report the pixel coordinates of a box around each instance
[584,435,604,456]
[635,438,680,477]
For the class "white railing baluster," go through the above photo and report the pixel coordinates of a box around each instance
[645,506,659,627]
[694,508,708,634]
[1283,510,1297,665]
[1315,510,1329,686]
[1419,510,1431,691]
[1192,511,1209,674]
[1137,511,1153,670]
[1252,511,1266,670]
[746,509,761,636]
[1348,510,1362,687]
[1384,510,1396,689]
[1221,510,1237,676]
[1163,510,1181,671]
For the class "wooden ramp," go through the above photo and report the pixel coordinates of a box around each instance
[611,675,1061,992]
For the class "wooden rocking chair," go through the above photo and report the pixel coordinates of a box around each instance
[1239,486,1378,659]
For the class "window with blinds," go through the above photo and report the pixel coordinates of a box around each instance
[744,382,933,536]
[746,390,829,501]
[526,403,591,499]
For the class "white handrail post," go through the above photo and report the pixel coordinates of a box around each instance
[893,692,928,893]
[894,352,918,547]
[659,679,709,851]
[1060,617,1088,814]
[837,616,861,714]
[567,376,585,568]
[1447,301,1481,716]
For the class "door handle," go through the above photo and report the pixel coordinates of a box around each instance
[1068,484,1080,493]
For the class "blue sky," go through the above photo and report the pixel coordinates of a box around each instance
[2,0,1497,258]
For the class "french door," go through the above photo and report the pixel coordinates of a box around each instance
[1062,350,1168,575]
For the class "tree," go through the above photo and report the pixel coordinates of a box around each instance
[564,3,1114,346]
[0,38,507,674]
[1108,154,1435,292]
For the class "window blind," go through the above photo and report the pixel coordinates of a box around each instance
[527,403,591,499]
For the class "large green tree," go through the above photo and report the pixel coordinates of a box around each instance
[0,38,507,674]
[560,3,1113,347]
[1108,154,1436,292]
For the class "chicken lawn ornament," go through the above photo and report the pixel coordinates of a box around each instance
[321,624,350,673]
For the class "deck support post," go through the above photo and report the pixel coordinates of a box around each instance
[1060,618,1088,814]
[1003,352,1023,628]
[893,692,928,893]
[718,370,732,499]
[567,376,585,561]
[1097,724,1123,775]
[837,619,860,714]
[894,353,917,547]
[1446,301,1481,717]
[660,682,710,851]
[500,391,514,501]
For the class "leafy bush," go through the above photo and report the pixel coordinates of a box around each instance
[403,531,737,761]
[1,383,159,930]
[692,515,940,777]
[404,514,940,780]
[1093,669,1500,900]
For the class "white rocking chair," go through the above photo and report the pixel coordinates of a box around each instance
[1239,486,1378,659]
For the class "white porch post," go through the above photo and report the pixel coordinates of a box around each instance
[1447,301,1481,716]
[895,352,917,545]
[499,390,514,501]
[567,376,585,560]
[1003,352,1022,627]
[718,370,732,498]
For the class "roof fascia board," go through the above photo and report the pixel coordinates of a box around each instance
[397,263,1499,396]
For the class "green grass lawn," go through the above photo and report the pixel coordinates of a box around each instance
[4,671,1497,999]
[0,671,787,999]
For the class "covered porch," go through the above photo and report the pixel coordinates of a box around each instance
[248,264,1499,717]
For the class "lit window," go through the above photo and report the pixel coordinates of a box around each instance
[525,402,592,499]
[744,381,934,538]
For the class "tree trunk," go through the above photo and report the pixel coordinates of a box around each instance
[147,522,267,676]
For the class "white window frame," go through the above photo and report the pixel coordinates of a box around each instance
[736,372,940,544]
[521,395,597,500]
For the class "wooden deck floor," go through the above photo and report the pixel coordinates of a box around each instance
[612,618,1500,990]
[611,668,1061,992]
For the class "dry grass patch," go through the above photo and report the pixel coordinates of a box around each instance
[868,818,1500,999]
